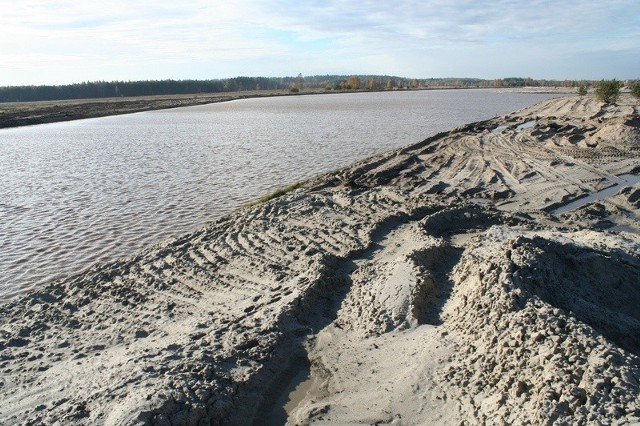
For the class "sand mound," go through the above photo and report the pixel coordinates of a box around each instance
[442,228,640,424]
[587,117,640,148]
[286,224,640,425]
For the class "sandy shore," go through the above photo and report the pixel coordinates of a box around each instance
[1,94,639,425]
[0,90,316,128]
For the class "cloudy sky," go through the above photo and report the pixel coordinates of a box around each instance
[1,0,638,85]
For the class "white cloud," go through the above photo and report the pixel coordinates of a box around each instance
[0,0,638,84]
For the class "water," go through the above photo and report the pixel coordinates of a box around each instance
[552,174,640,214]
[0,89,561,301]
[517,120,537,129]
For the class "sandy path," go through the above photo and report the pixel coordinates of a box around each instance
[0,94,639,425]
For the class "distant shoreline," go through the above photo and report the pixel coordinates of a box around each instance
[0,89,307,129]
[0,87,574,129]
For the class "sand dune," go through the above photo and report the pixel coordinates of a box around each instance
[1,94,639,425]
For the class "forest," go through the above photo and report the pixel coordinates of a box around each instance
[0,75,591,103]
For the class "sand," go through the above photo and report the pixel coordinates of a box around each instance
[0,94,639,425]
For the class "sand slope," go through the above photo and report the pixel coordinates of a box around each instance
[1,94,639,425]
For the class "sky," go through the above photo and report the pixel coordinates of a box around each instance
[0,0,638,86]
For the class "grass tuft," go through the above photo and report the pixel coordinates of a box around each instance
[246,181,303,206]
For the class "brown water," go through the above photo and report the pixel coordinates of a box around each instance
[0,90,561,301]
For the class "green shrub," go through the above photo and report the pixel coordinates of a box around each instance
[595,79,621,104]
[246,181,303,206]
[577,84,588,96]
[632,81,640,99]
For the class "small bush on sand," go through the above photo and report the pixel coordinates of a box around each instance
[595,79,621,104]
[632,81,640,99]
[577,84,588,96]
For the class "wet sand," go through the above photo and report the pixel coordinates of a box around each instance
[0,94,639,425]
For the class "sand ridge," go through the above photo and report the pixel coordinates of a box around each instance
[0,94,639,425]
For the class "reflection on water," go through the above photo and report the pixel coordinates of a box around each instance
[0,90,561,300]
[552,174,640,214]
[517,120,537,129]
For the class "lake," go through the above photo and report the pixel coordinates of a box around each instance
[0,89,561,301]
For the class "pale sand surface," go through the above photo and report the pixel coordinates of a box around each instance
[1,95,639,425]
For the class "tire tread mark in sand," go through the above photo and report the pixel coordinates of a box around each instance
[515,131,618,187]
[184,248,213,268]
[491,158,527,193]
[217,272,271,296]
[238,232,290,262]
[243,210,438,425]
[186,248,221,272]
[135,257,227,303]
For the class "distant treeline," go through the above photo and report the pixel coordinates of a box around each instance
[0,75,609,103]
[0,77,295,103]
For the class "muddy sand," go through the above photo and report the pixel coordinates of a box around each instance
[1,95,639,425]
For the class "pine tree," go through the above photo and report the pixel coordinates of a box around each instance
[595,79,621,104]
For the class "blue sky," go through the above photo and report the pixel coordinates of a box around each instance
[1,0,638,85]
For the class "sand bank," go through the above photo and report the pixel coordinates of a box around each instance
[0,95,639,425]
[0,90,311,128]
